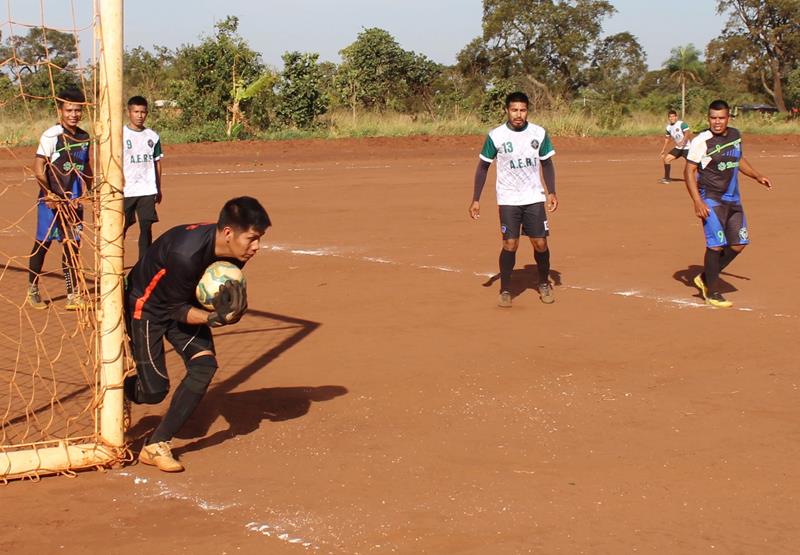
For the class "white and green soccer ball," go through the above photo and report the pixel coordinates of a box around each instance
[196,261,246,310]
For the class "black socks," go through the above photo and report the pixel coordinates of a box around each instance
[499,249,516,292]
[534,249,550,284]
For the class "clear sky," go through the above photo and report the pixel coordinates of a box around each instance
[2,0,726,69]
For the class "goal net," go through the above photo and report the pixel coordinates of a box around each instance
[0,0,127,481]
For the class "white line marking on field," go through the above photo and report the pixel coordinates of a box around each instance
[245,521,318,549]
[266,243,796,318]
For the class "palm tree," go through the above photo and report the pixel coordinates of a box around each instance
[663,44,704,118]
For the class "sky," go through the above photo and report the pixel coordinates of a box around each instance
[2,0,727,69]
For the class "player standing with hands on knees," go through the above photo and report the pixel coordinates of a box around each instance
[658,109,692,184]
[123,95,164,260]
[124,196,270,471]
[684,99,772,308]
[469,91,558,308]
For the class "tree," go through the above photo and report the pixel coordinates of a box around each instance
[335,28,409,113]
[169,16,265,128]
[480,0,616,104]
[716,0,800,112]
[0,27,80,103]
[401,52,442,116]
[275,52,328,129]
[663,44,704,117]
[123,45,174,103]
[586,32,647,101]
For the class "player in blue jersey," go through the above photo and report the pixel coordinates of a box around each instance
[27,88,92,310]
[470,91,558,308]
[124,196,270,472]
[684,100,772,308]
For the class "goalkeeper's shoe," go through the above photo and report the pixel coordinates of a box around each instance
[65,293,87,311]
[27,284,47,310]
[139,441,184,472]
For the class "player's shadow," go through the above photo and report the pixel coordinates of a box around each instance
[673,264,748,298]
[173,385,347,456]
[127,308,347,455]
[482,264,562,298]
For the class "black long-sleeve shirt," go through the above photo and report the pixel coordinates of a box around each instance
[127,223,243,323]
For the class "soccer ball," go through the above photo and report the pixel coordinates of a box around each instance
[196,261,246,310]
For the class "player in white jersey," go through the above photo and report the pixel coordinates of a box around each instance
[469,92,558,308]
[123,95,164,260]
[658,109,692,184]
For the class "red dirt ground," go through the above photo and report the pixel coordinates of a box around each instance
[2,133,800,554]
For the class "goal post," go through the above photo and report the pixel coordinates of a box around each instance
[0,0,127,481]
[96,0,126,450]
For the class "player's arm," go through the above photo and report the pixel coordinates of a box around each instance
[683,161,708,219]
[470,159,491,219]
[154,138,163,203]
[678,126,693,148]
[155,159,162,203]
[684,138,708,218]
[659,136,670,156]
[470,135,497,220]
[738,157,771,189]
[541,157,558,212]
[165,255,246,327]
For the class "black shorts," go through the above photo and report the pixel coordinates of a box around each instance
[668,148,688,159]
[127,317,215,400]
[124,194,159,228]
[499,203,549,240]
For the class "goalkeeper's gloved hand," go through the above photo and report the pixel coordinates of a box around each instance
[207,280,247,327]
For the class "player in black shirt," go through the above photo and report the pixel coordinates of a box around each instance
[124,196,271,471]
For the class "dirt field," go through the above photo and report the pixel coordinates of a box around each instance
[2,132,799,554]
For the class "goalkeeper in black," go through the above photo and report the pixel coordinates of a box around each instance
[124,196,271,472]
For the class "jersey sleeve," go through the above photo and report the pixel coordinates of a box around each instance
[681,122,690,132]
[686,135,706,166]
[153,136,164,161]
[539,132,555,160]
[479,135,497,162]
[35,131,57,159]
[664,126,671,137]
[163,253,202,322]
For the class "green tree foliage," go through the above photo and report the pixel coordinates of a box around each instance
[716,0,800,112]
[0,26,80,104]
[586,32,647,101]
[275,51,329,129]
[169,16,265,128]
[582,32,647,129]
[786,67,800,109]
[401,52,442,115]
[335,28,410,112]
[123,46,174,104]
[479,0,616,104]
[663,44,705,118]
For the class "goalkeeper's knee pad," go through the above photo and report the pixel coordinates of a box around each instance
[185,354,218,394]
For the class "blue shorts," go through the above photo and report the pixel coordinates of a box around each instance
[36,201,83,243]
[703,198,748,248]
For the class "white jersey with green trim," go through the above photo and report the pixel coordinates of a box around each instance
[479,121,555,206]
[123,125,163,197]
[665,120,690,150]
